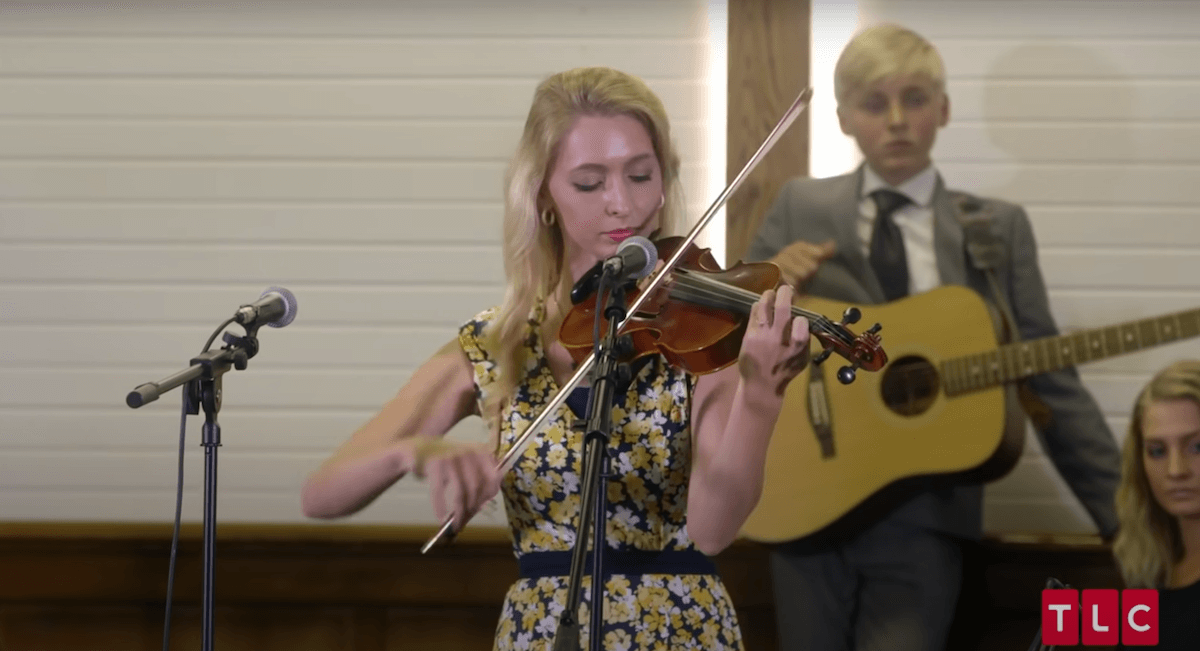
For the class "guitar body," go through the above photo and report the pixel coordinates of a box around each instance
[741,285,1027,543]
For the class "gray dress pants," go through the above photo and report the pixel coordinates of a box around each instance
[770,519,964,651]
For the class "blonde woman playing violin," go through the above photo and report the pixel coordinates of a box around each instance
[301,67,811,651]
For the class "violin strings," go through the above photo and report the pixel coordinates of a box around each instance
[664,275,801,325]
[668,270,856,347]
[680,271,848,333]
[670,270,837,329]
[669,278,853,349]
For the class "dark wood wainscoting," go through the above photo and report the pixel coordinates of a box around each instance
[949,535,1122,651]
[0,523,778,651]
[0,523,1121,651]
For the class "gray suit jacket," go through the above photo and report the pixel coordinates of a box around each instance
[745,166,1121,540]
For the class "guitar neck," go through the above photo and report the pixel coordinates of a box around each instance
[941,306,1200,396]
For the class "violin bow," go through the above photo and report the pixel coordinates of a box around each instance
[421,86,815,553]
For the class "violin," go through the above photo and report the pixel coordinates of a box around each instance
[559,235,887,385]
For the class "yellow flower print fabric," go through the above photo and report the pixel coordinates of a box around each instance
[459,303,745,651]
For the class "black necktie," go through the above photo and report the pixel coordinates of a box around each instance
[869,189,912,301]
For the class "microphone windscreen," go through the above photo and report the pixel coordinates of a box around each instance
[618,236,658,280]
[263,286,298,328]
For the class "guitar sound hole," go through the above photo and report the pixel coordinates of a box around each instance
[879,356,939,417]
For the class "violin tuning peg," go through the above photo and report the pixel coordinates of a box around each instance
[836,365,858,385]
[841,307,861,325]
[867,323,882,335]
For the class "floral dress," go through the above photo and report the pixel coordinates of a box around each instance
[458,302,745,651]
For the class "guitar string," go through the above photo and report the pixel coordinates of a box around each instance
[883,313,1192,385]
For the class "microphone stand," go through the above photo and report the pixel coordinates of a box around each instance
[127,326,263,651]
[552,271,633,651]
[1026,577,1068,651]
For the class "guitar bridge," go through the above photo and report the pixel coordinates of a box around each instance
[807,358,836,459]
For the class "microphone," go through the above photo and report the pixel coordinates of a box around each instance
[233,286,298,329]
[124,287,297,409]
[602,236,658,281]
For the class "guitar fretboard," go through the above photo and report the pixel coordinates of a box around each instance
[941,307,1200,396]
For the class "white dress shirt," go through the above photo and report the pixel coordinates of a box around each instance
[856,164,942,296]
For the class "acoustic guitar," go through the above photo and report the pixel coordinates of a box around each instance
[740,284,1200,543]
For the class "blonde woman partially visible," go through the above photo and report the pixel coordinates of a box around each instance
[300,66,812,650]
[1113,360,1200,650]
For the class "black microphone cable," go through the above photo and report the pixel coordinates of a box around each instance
[161,316,235,651]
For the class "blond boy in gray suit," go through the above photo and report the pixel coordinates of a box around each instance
[746,24,1122,651]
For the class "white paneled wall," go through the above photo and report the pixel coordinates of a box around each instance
[11,0,1194,538]
[848,0,1200,534]
[0,0,724,526]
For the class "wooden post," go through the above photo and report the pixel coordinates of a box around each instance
[726,0,811,264]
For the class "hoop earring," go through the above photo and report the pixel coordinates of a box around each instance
[540,208,556,226]
[658,195,665,210]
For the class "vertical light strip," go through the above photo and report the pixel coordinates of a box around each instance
[809,0,862,179]
[702,0,728,267]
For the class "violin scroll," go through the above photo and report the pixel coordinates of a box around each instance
[808,307,886,385]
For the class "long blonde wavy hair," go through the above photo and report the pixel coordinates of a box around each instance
[481,67,684,427]
[1112,359,1200,587]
